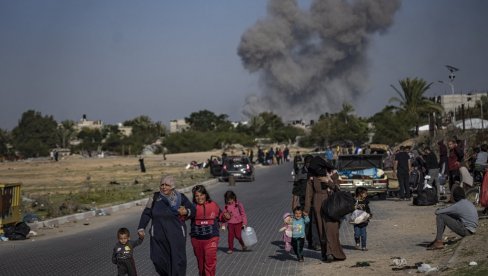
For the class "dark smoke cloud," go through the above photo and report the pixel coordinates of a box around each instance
[238,0,401,121]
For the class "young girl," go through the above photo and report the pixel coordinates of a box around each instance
[222,190,248,254]
[291,206,309,262]
[354,187,372,251]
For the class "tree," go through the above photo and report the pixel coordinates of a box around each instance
[123,116,165,155]
[249,112,285,138]
[0,128,11,157]
[57,120,77,149]
[77,127,103,156]
[185,110,232,132]
[389,78,444,135]
[309,104,369,147]
[370,106,411,145]
[12,110,58,157]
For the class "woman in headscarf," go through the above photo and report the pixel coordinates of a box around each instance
[138,176,195,276]
[304,157,346,262]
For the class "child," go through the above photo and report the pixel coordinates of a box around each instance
[222,190,248,254]
[112,227,143,276]
[291,206,310,262]
[354,187,372,251]
[279,213,293,252]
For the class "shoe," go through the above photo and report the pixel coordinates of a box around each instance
[241,246,248,251]
[227,250,233,254]
[355,243,360,250]
[427,240,444,250]
[325,254,335,263]
[361,247,368,251]
[298,257,304,262]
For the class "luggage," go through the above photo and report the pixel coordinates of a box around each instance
[322,191,356,221]
[4,221,31,240]
[413,188,438,206]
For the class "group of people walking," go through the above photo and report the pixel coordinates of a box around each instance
[112,176,248,276]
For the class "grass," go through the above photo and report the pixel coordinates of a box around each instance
[449,261,488,276]
[1,155,214,220]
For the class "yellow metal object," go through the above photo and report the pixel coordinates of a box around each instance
[0,183,22,234]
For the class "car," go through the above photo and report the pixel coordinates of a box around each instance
[221,155,255,182]
[208,155,224,177]
[336,154,389,199]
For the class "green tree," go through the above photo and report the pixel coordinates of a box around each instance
[57,120,77,149]
[309,104,369,147]
[77,127,103,156]
[389,78,444,135]
[12,110,59,157]
[249,112,285,138]
[0,128,11,157]
[123,116,165,155]
[370,106,411,145]
[102,125,124,153]
[185,110,232,132]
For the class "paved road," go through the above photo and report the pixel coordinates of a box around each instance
[0,163,435,275]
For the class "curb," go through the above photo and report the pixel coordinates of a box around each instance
[27,178,219,230]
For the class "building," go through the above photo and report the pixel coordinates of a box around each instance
[75,114,103,131]
[169,119,189,133]
[439,91,488,115]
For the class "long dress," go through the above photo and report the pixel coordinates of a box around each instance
[138,192,195,276]
[304,175,346,261]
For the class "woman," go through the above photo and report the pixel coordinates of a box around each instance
[190,185,225,276]
[137,176,195,276]
[304,163,346,263]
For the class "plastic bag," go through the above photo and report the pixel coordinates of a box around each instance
[241,226,258,247]
[349,209,370,224]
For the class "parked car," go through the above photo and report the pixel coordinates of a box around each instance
[221,155,255,182]
[336,154,389,199]
[208,155,224,177]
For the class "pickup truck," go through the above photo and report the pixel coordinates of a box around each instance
[336,154,389,199]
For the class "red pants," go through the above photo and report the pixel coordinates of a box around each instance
[227,222,245,251]
[191,236,219,276]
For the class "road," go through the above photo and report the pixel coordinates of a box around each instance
[0,162,438,275]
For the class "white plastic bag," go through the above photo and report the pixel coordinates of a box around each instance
[241,226,258,247]
[349,209,370,224]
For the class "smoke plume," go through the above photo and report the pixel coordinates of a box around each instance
[238,0,401,121]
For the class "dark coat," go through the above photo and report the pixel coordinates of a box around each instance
[138,192,195,276]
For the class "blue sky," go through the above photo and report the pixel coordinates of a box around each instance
[1,0,487,130]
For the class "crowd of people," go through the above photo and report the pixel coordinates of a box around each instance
[111,137,486,275]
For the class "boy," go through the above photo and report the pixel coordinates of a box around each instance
[354,187,372,251]
[112,228,143,276]
[291,206,310,262]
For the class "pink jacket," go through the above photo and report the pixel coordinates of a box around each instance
[223,201,248,225]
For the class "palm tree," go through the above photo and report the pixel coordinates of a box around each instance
[389,77,444,136]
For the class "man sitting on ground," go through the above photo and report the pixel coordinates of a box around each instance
[428,186,478,250]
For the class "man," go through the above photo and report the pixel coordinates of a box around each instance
[394,146,411,200]
[428,186,478,250]
[447,139,464,192]
[422,147,440,200]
